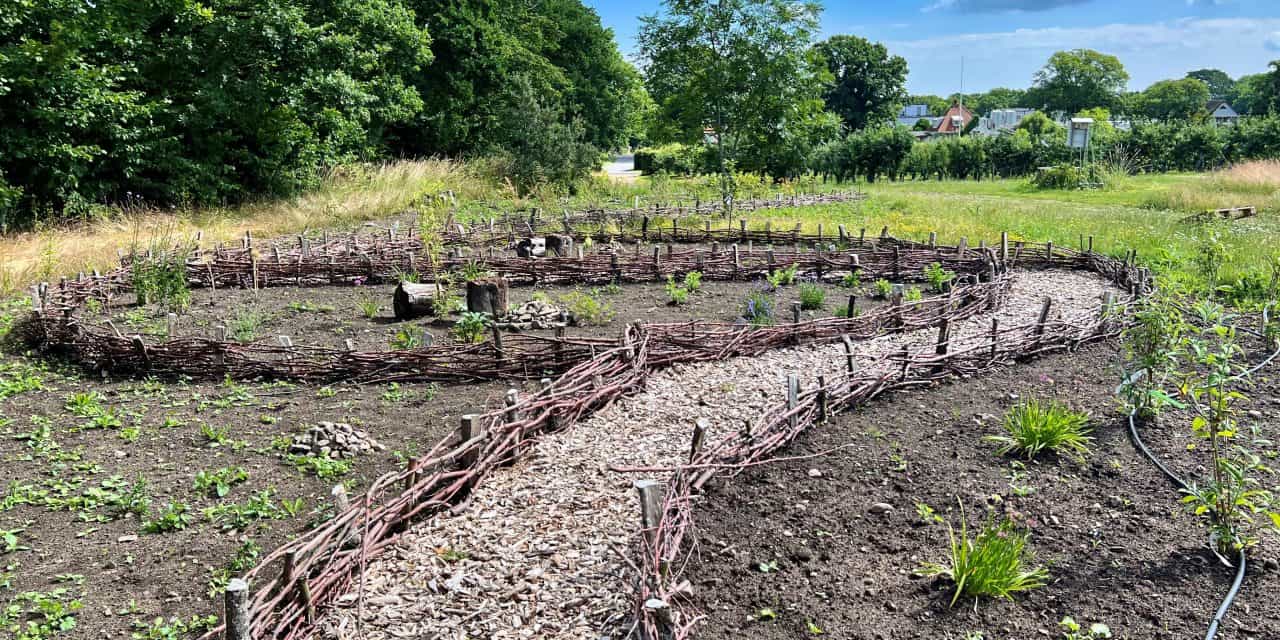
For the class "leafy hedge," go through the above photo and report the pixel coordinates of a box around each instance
[642,115,1280,184]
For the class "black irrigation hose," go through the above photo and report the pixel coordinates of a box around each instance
[1122,329,1280,640]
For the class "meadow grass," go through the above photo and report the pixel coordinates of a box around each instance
[2,162,1278,305]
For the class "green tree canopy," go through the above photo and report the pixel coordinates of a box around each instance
[1140,78,1210,122]
[1231,72,1273,116]
[1026,49,1129,115]
[639,0,829,188]
[906,95,951,117]
[812,35,907,131]
[956,88,1028,116]
[1186,69,1235,100]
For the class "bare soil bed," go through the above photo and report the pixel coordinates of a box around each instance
[686,343,1280,640]
[98,277,884,349]
[0,352,517,638]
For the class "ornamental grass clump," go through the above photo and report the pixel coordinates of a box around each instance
[918,504,1048,607]
[986,399,1092,461]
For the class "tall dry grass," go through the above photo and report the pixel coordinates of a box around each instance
[0,159,474,297]
[1212,159,1280,193]
[1142,161,1280,214]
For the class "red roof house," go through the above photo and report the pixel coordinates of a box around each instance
[933,101,975,135]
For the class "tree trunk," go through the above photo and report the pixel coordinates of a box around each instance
[466,277,509,316]
[393,282,438,320]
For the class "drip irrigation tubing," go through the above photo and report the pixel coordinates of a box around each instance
[1123,332,1280,640]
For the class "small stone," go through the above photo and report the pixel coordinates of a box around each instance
[807,469,822,478]
[1247,410,1263,419]
[117,535,138,543]
[1264,558,1279,572]
[869,502,894,515]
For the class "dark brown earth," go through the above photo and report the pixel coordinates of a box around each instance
[0,274,886,638]
[99,276,883,348]
[687,343,1280,640]
[0,349,517,638]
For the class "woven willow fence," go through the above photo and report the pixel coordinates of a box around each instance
[18,224,1147,640]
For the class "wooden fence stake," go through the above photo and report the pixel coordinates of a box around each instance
[787,374,800,430]
[1034,297,1053,339]
[816,375,828,423]
[689,418,708,464]
[1000,231,1009,263]
[842,335,857,373]
[503,389,520,466]
[461,414,483,468]
[846,295,857,318]
[634,479,662,547]
[225,578,251,640]
[990,318,1000,359]
[935,319,950,356]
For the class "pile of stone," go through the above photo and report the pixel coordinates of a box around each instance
[493,298,568,331]
[287,422,384,459]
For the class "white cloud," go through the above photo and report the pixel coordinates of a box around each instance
[889,17,1280,93]
[924,0,1093,12]
[1266,31,1280,52]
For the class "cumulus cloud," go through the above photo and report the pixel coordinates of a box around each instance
[891,17,1280,55]
[924,0,1093,12]
[1267,31,1280,51]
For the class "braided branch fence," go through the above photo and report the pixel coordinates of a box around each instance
[630,294,1135,639]
[16,227,1147,640]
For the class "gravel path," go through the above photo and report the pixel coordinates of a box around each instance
[317,269,1119,640]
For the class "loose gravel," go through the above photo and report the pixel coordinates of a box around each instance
[318,269,1119,640]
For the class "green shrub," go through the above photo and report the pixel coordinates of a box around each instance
[923,262,955,292]
[918,506,1048,606]
[559,291,615,326]
[142,502,193,534]
[767,264,799,289]
[193,466,249,499]
[873,278,893,299]
[904,286,923,303]
[132,249,191,311]
[391,325,426,350]
[665,276,690,306]
[683,271,703,292]
[840,271,861,288]
[798,283,824,310]
[450,312,488,344]
[986,399,1092,460]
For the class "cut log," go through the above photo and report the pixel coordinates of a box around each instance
[393,282,438,320]
[466,277,509,316]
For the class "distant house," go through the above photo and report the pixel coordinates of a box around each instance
[1206,100,1239,127]
[972,108,1035,137]
[932,102,975,135]
[896,104,941,129]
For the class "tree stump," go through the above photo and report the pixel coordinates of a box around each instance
[466,277,509,316]
[393,282,438,320]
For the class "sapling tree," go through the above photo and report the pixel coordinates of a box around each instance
[1177,303,1279,561]
[1119,294,1187,418]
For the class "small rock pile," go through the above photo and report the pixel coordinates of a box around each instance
[493,299,568,330]
[288,422,384,459]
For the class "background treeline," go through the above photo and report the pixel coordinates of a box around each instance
[0,0,646,228]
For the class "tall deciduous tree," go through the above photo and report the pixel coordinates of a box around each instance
[1186,69,1235,100]
[1230,72,1273,116]
[1140,78,1210,122]
[812,35,907,131]
[639,0,827,202]
[1026,49,1129,115]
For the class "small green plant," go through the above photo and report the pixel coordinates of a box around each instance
[458,259,492,281]
[130,614,218,640]
[873,278,893,299]
[986,400,1093,461]
[287,300,334,313]
[437,547,469,563]
[683,271,703,292]
[199,423,231,447]
[391,324,426,350]
[193,466,249,498]
[915,502,944,525]
[839,271,861,288]
[665,276,690,305]
[924,262,955,292]
[904,286,923,303]
[141,502,193,534]
[1194,228,1227,296]
[451,312,489,344]
[755,608,777,622]
[357,297,380,319]
[917,504,1048,606]
[559,291,615,326]
[766,264,799,289]
[756,559,779,573]
[229,309,266,343]
[741,289,775,327]
[1059,616,1112,640]
[798,283,824,310]
[287,453,352,479]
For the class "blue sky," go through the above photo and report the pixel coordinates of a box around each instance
[584,0,1280,95]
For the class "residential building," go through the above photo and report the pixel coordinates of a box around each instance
[933,102,975,135]
[1206,100,1240,127]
